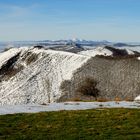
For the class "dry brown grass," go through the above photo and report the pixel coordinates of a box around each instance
[114,97,122,102]
[124,97,134,102]
[96,98,110,102]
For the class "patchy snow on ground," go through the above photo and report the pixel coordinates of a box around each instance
[0,101,140,115]
[135,95,140,101]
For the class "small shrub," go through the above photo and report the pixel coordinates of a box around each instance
[97,98,109,102]
[125,97,133,102]
[115,97,121,102]
[77,78,99,100]
[114,97,121,104]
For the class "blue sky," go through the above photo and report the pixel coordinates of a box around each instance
[0,0,140,42]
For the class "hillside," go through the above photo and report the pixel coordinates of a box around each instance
[0,47,90,105]
[0,46,140,105]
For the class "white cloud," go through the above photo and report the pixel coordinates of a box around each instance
[0,3,44,18]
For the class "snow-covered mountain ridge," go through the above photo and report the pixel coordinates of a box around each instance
[0,47,91,105]
[0,46,140,105]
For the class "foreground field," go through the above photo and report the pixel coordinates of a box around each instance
[0,109,140,140]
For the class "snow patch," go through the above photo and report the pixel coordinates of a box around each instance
[134,95,140,102]
[79,46,113,57]
[124,49,135,55]
[0,101,140,115]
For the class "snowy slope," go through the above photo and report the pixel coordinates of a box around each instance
[0,47,90,105]
[0,46,140,106]
[0,48,21,69]
[79,46,138,57]
[79,46,113,57]
[120,46,140,53]
[135,95,140,102]
[124,48,135,55]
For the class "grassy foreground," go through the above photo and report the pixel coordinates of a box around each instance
[0,109,140,140]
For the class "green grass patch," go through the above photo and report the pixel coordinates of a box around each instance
[0,109,140,140]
